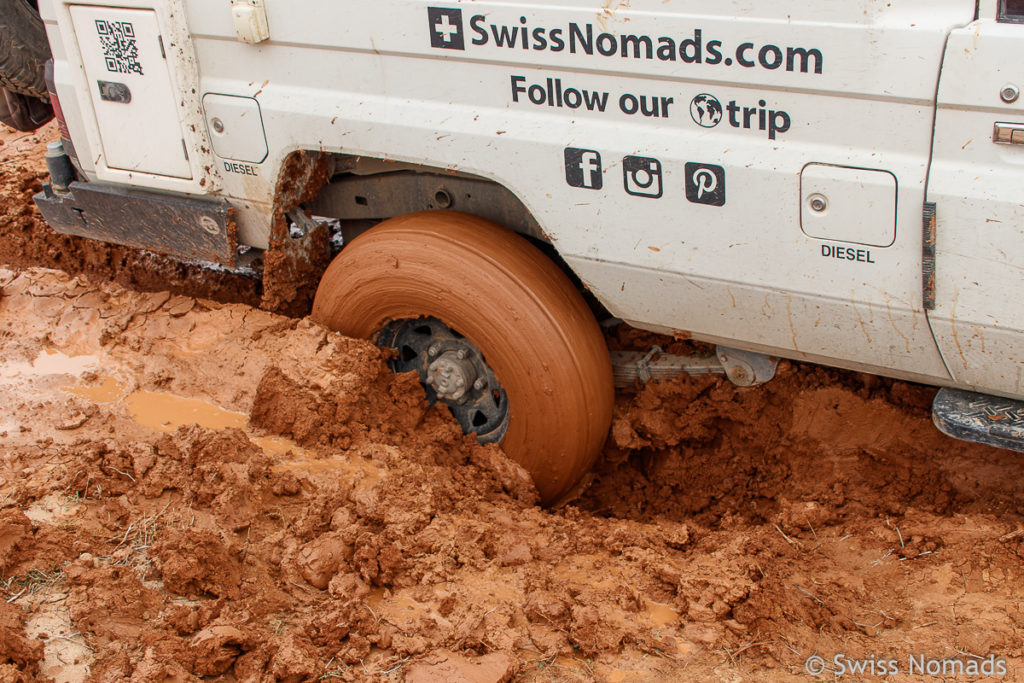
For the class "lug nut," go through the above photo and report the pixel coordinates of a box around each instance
[457,349,468,360]
[455,378,465,388]
[473,378,486,391]
[425,375,435,385]
[428,344,440,357]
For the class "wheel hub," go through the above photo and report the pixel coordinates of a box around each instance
[377,317,509,443]
[426,349,478,402]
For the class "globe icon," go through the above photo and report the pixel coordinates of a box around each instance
[690,94,723,128]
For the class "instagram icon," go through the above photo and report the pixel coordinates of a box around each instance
[623,156,663,199]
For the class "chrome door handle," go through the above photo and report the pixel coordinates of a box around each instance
[993,122,1024,145]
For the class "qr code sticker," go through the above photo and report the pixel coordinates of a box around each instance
[96,19,143,75]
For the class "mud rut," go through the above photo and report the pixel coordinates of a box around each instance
[1,123,1023,682]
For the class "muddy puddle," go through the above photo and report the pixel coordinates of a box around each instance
[74,378,376,482]
[64,375,124,403]
[1,349,100,380]
[4,341,380,498]
[123,389,248,433]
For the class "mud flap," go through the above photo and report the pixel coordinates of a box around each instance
[33,181,237,265]
[932,388,1024,452]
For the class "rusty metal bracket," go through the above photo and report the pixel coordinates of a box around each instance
[610,345,778,388]
[34,181,238,266]
[308,171,545,242]
[715,346,779,387]
[610,347,724,387]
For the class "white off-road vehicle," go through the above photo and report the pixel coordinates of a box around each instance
[9,0,1024,501]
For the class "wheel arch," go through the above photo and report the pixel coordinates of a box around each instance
[260,149,597,317]
[306,152,552,244]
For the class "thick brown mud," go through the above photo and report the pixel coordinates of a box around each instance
[2,123,1023,682]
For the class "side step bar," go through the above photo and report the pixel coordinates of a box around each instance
[933,388,1024,452]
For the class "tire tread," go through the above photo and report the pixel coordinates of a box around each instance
[0,0,51,98]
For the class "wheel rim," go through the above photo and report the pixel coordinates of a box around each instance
[378,316,509,443]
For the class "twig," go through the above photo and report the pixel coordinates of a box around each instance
[793,584,824,605]
[886,518,905,549]
[871,549,894,566]
[108,467,136,482]
[774,524,801,549]
[779,636,802,657]
[899,550,934,561]
[728,641,765,658]
[640,646,681,662]
[380,656,412,674]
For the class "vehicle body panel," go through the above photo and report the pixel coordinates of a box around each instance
[928,18,1024,397]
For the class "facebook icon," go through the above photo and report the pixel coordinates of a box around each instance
[564,148,603,190]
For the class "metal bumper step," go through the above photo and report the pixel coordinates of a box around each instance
[932,388,1024,452]
[34,181,238,266]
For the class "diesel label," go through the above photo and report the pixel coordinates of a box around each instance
[821,244,876,263]
[223,161,259,176]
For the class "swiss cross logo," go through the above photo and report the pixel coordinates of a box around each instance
[427,8,464,50]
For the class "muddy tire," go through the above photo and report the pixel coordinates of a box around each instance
[0,87,52,131]
[311,211,614,504]
[0,0,51,98]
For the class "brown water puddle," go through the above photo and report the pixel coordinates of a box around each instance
[645,600,678,628]
[252,435,302,457]
[65,379,382,484]
[1,349,99,380]
[65,375,127,403]
[124,390,248,433]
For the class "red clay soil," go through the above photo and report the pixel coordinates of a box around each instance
[1,123,1024,682]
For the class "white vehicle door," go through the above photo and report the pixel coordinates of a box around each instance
[927,0,1024,397]
[67,5,191,178]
